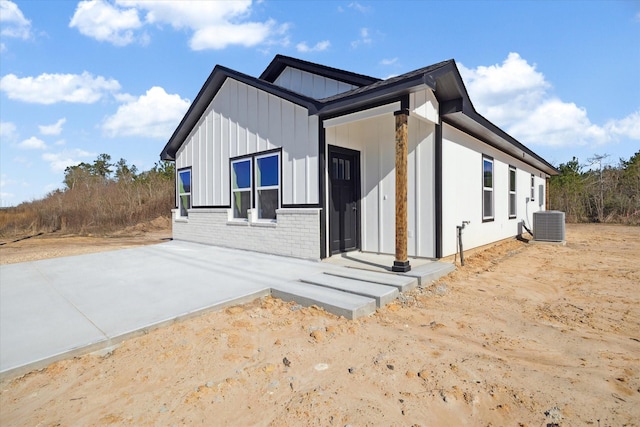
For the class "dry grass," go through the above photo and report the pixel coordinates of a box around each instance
[0,175,174,239]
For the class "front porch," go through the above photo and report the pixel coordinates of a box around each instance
[322,91,440,268]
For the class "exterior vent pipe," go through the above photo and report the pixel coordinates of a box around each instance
[456,221,470,266]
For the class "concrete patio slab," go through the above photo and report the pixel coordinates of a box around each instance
[0,241,457,380]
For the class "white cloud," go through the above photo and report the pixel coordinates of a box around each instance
[190,20,278,50]
[605,111,640,140]
[380,57,398,66]
[348,2,370,13]
[102,86,190,139]
[39,118,67,136]
[296,40,330,53]
[42,149,95,173]
[0,71,120,104]
[18,136,47,150]
[69,0,287,50]
[69,0,142,46]
[351,27,372,48]
[458,53,640,148]
[0,0,32,39]
[0,121,18,142]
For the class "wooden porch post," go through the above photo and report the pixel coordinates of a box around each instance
[392,108,411,272]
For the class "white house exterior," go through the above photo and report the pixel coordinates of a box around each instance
[161,55,557,270]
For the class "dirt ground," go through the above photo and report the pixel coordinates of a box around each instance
[1,224,639,426]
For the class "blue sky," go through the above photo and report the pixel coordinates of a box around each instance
[1,0,639,207]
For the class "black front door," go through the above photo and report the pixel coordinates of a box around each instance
[329,146,360,255]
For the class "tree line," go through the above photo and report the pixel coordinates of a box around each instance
[0,154,175,237]
[549,151,639,224]
[1,150,638,239]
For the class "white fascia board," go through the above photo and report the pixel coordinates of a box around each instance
[322,101,401,128]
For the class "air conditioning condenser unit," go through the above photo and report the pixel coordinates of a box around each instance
[533,211,565,242]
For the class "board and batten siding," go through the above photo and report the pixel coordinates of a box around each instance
[325,112,436,258]
[273,66,359,99]
[440,123,546,257]
[175,78,319,207]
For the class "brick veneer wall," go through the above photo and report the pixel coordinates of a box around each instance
[172,208,321,260]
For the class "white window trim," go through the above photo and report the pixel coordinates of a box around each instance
[509,166,517,219]
[177,168,191,218]
[231,158,252,221]
[482,156,494,222]
[254,152,280,222]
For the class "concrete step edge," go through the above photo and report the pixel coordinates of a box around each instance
[324,270,418,292]
[271,281,376,320]
[300,274,398,308]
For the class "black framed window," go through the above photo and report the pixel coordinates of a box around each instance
[177,168,191,218]
[482,156,494,221]
[509,166,516,219]
[255,153,280,220]
[231,159,251,219]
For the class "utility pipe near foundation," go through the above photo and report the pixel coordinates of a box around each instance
[456,221,470,266]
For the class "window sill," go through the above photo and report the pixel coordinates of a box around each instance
[251,220,277,228]
[227,219,249,226]
[482,218,495,223]
[175,217,188,223]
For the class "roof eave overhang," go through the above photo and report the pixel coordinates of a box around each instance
[318,74,436,118]
[442,109,558,175]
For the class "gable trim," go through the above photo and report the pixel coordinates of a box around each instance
[160,65,321,161]
[260,54,380,87]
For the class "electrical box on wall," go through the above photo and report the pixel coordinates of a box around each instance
[538,185,544,207]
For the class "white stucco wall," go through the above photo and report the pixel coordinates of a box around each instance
[324,111,436,258]
[441,123,547,257]
[175,78,319,207]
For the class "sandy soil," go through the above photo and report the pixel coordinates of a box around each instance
[0,217,172,265]
[1,224,639,426]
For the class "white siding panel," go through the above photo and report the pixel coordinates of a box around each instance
[257,90,269,152]
[205,111,214,205]
[237,82,248,154]
[213,111,223,203]
[247,86,258,153]
[195,127,203,205]
[273,66,358,99]
[293,105,308,204]
[410,88,439,124]
[268,94,281,150]
[281,101,295,205]
[307,115,319,205]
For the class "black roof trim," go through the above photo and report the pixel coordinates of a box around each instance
[259,54,380,87]
[161,55,557,175]
[317,60,449,116]
[160,64,321,160]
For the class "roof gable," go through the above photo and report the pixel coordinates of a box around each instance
[160,64,321,161]
[260,54,380,88]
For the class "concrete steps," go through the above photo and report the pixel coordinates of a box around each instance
[271,262,455,320]
[271,281,376,320]
[324,269,418,292]
[300,273,399,307]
